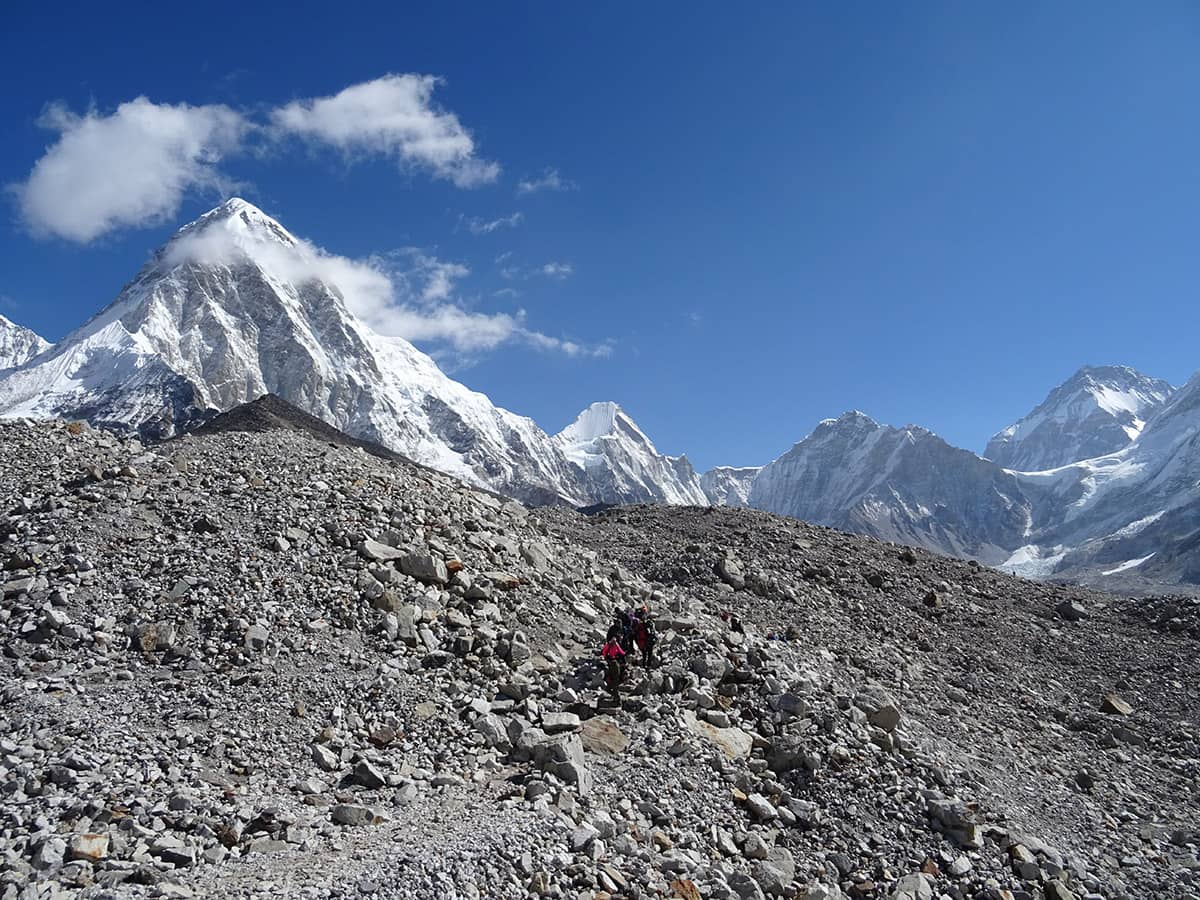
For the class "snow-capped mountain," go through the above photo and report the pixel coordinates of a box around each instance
[0,314,50,373]
[2,198,1196,587]
[554,401,707,505]
[700,466,760,508]
[746,412,1037,564]
[0,199,713,508]
[1004,370,1200,588]
[985,365,1174,471]
[0,199,593,503]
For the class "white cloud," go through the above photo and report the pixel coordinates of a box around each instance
[540,261,574,279]
[12,75,500,242]
[460,211,523,235]
[498,259,575,281]
[12,98,248,242]
[164,219,603,358]
[517,168,576,195]
[271,74,499,187]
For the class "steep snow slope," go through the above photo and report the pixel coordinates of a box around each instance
[0,314,51,373]
[555,401,708,505]
[985,365,1173,471]
[700,466,760,507]
[749,412,1037,564]
[0,199,587,504]
[1007,370,1200,588]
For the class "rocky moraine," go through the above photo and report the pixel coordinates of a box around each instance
[0,406,1197,899]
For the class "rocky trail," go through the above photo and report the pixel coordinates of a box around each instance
[1,415,1197,900]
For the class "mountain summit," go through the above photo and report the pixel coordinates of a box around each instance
[985,365,1174,471]
[555,402,707,505]
[748,411,1036,564]
[0,200,709,508]
[0,314,50,373]
[0,199,592,502]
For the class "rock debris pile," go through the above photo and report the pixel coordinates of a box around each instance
[0,413,1196,899]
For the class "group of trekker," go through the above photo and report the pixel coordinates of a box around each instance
[600,604,656,698]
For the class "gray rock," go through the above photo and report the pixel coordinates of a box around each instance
[400,553,449,585]
[32,836,66,870]
[717,557,746,590]
[312,743,340,771]
[358,539,404,562]
[542,712,581,734]
[350,759,386,789]
[533,733,593,796]
[243,624,269,653]
[889,873,933,900]
[727,871,767,900]
[745,792,777,822]
[520,542,552,571]
[754,846,795,895]
[331,804,380,826]
[1056,600,1087,621]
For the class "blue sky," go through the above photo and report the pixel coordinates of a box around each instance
[3,2,1199,470]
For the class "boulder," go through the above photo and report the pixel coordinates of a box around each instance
[533,733,593,796]
[1056,600,1087,622]
[889,873,933,900]
[580,716,629,755]
[400,554,449,585]
[331,804,381,827]
[520,542,552,571]
[67,834,109,863]
[754,846,796,895]
[716,557,746,590]
[684,711,753,759]
[1101,694,1133,716]
[358,539,404,562]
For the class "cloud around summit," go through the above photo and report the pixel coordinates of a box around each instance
[164,213,605,360]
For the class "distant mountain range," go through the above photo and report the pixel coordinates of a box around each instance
[2,199,1196,591]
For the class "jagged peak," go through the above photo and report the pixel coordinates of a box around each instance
[558,401,646,444]
[167,197,299,255]
[817,410,880,430]
[1061,364,1171,392]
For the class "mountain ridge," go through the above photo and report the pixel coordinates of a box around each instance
[1,199,1197,588]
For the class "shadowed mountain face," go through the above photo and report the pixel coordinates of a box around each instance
[747,412,1038,565]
